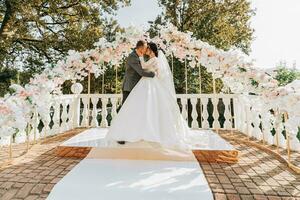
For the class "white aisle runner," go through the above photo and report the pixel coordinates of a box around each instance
[61,128,234,151]
[47,158,213,200]
[46,128,219,200]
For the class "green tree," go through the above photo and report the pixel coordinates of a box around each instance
[158,0,254,53]
[273,66,300,142]
[0,0,130,95]
[149,0,254,94]
[0,0,130,68]
[275,67,300,86]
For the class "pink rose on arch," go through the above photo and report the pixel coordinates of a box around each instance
[18,90,33,99]
[0,103,12,115]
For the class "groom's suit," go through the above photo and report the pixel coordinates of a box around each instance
[122,50,155,104]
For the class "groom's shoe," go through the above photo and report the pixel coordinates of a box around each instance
[117,141,126,145]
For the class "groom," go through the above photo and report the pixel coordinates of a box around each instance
[122,40,155,103]
[118,40,155,145]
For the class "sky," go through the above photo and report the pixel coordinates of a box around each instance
[115,0,300,69]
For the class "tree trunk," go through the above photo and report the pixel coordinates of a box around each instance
[0,0,14,37]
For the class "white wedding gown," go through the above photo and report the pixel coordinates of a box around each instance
[106,51,191,149]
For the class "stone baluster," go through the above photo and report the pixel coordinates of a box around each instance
[52,100,61,134]
[232,97,238,131]
[110,97,118,121]
[261,111,271,145]
[71,95,81,129]
[223,97,231,129]
[100,97,108,127]
[30,108,40,142]
[40,105,52,138]
[60,99,69,132]
[212,97,220,129]
[91,97,99,127]
[67,98,73,129]
[190,97,199,129]
[252,111,262,140]
[201,97,209,129]
[180,97,188,121]
[245,105,253,138]
[81,97,90,127]
[240,98,248,134]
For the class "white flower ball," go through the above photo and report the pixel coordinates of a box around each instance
[71,83,83,94]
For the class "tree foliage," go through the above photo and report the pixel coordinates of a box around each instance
[148,0,254,94]
[158,0,254,53]
[0,0,129,71]
[274,67,300,86]
[0,0,255,96]
[0,0,129,96]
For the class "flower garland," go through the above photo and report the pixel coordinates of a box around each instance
[0,23,299,145]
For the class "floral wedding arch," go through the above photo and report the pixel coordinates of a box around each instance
[0,23,299,148]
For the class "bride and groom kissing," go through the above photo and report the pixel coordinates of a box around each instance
[105,40,191,150]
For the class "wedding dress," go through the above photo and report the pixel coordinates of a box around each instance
[105,51,191,149]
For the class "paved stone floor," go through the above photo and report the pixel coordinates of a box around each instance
[0,129,299,200]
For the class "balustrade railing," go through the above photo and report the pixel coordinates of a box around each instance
[75,94,237,130]
[1,93,299,154]
[235,95,300,152]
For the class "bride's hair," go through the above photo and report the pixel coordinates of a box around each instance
[147,42,158,57]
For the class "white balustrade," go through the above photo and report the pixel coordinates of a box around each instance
[3,93,299,153]
[237,95,300,152]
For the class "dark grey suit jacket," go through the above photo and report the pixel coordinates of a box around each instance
[122,50,155,92]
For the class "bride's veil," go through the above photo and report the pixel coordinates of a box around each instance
[157,50,177,100]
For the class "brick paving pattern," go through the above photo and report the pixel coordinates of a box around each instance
[0,129,299,200]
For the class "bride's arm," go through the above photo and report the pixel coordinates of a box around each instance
[139,57,155,69]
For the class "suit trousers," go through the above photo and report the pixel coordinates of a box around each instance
[122,91,131,105]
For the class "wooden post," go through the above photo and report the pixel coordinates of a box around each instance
[88,72,91,127]
[198,64,202,128]
[33,109,37,144]
[275,109,280,153]
[88,71,91,95]
[284,112,291,163]
[229,88,234,137]
[171,54,174,73]
[26,123,30,152]
[115,66,118,94]
[17,71,20,84]
[185,58,188,94]
[213,75,219,134]
[9,136,13,160]
[102,73,105,94]
[262,113,266,145]
[245,104,251,141]
[199,65,202,94]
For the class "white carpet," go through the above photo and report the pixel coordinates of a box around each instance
[46,158,213,200]
[61,128,234,151]
[47,128,220,199]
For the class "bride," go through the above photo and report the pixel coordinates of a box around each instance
[105,42,191,149]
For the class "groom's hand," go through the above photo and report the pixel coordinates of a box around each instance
[150,71,156,78]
